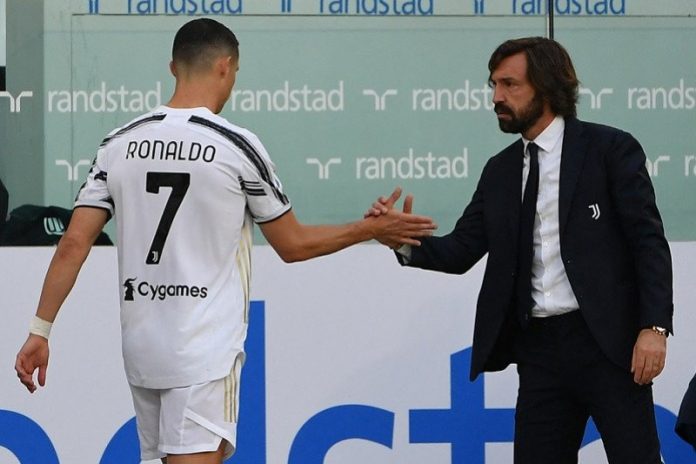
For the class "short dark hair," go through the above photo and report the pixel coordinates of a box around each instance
[172,18,239,70]
[488,37,579,118]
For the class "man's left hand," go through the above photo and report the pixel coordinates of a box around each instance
[631,329,667,385]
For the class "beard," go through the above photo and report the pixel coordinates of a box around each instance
[495,93,545,135]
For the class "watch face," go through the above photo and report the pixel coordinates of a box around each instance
[652,326,668,336]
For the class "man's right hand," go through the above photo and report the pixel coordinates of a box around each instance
[15,334,50,393]
[364,187,432,248]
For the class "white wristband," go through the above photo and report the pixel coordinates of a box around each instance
[29,316,53,339]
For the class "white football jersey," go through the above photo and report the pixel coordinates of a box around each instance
[75,106,291,388]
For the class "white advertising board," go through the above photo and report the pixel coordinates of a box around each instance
[1,243,694,463]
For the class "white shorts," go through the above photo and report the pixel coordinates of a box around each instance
[129,362,242,461]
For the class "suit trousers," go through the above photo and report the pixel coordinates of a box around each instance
[512,310,662,464]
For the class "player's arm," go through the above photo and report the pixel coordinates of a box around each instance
[34,207,108,322]
[259,189,436,263]
[15,206,108,393]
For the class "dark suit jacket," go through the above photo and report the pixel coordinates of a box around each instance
[676,373,696,450]
[402,117,673,380]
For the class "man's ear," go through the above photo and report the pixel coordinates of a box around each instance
[213,55,230,78]
[169,60,177,78]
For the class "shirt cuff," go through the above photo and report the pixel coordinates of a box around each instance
[395,244,412,264]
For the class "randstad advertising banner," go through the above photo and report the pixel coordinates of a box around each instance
[1,244,695,463]
[24,13,691,242]
[80,0,696,16]
[1,7,695,240]
[3,8,696,238]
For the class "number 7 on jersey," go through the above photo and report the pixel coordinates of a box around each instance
[145,172,190,265]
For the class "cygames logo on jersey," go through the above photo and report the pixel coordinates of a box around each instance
[122,277,208,301]
[123,278,137,301]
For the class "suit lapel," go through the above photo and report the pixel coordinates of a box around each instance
[500,140,524,240]
[559,118,589,237]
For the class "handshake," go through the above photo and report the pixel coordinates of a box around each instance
[361,187,437,250]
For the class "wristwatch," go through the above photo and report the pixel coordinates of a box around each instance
[650,326,669,337]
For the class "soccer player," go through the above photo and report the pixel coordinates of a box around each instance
[14,18,435,464]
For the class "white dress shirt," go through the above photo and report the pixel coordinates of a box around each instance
[397,116,579,317]
[522,116,579,317]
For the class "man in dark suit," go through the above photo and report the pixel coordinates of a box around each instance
[677,374,696,451]
[369,37,673,463]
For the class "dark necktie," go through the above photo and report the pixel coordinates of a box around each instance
[516,142,539,327]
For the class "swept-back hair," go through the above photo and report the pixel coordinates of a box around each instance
[172,18,239,70]
[488,37,579,118]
